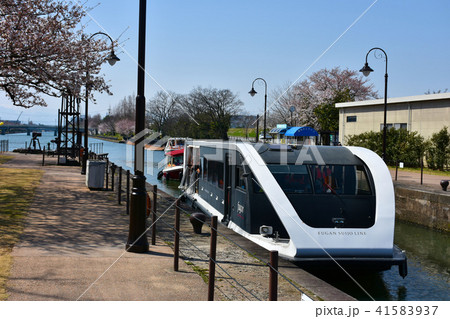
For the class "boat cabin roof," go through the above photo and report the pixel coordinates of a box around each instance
[167,149,184,157]
[258,144,364,166]
[188,140,365,166]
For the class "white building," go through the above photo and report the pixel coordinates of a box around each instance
[336,92,450,144]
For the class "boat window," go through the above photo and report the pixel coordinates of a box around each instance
[202,158,208,180]
[253,164,372,195]
[355,165,372,195]
[218,161,224,189]
[173,155,183,166]
[207,160,224,189]
[254,165,313,194]
[235,166,246,191]
[309,165,372,195]
[271,165,313,194]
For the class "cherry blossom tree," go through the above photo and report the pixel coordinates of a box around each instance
[0,0,114,108]
[115,118,135,138]
[269,67,378,130]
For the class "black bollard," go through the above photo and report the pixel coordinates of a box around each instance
[440,180,449,191]
[126,172,149,253]
[189,212,206,234]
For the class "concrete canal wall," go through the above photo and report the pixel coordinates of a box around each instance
[395,183,449,232]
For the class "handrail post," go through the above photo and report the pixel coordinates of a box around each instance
[151,184,157,245]
[42,146,45,166]
[174,198,180,271]
[118,167,122,205]
[395,161,399,181]
[105,159,109,190]
[269,250,278,301]
[420,156,424,185]
[208,216,218,301]
[126,170,130,215]
[111,164,116,191]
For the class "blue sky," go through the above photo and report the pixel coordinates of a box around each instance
[1,0,449,125]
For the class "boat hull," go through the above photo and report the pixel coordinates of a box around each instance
[163,166,183,180]
[180,140,407,277]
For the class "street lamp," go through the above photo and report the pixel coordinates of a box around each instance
[126,0,149,253]
[249,78,267,142]
[81,32,120,175]
[289,106,295,127]
[360,47,388,161]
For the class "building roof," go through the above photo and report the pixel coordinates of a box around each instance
[284,126,318,137]
[269,127,288,134]
[335,92,450,108]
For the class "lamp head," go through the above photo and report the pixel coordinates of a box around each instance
[106,49,120,66]
[359,62,374,77]
[248,87,257,97]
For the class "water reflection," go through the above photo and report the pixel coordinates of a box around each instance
[394,221,449,272]
[4,132,182,197]
[89,136,182,197]
[300,221,449,301]
[381,221,450,301]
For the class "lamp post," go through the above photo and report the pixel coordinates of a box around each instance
[81,32,120,175]
[126,0,149,253]
[360,47,388,161]
[289,106,295,127]
[249,78,267,142]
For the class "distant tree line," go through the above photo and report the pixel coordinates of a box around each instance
[90,86,243,140]
[90,67,378,142]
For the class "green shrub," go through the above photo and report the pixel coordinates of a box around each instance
[426,127,450,170]
[345,128,427,167]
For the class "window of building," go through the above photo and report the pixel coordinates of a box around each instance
[346,116,357,122]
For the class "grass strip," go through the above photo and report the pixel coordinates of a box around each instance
[0,155,13,165]
[0,159,43,300]
[227,128,256,138]
[389,165,450,177]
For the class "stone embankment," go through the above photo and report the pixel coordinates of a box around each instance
[395,182,449,232]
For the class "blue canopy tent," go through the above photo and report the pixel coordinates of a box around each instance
[284,126,318,137]
[284,126,318,145]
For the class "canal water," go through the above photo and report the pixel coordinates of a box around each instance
[2,132,448,301]
[2,132,180,196]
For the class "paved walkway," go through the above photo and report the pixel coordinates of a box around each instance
[389,168,449,191]
[3,153,208,301]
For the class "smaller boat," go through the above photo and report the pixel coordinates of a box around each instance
[164,137,186,154]
[158,149,184,180]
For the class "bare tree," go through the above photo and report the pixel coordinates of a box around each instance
[112,94,135,120]
[178,87,243,139]
[146,91,180,135]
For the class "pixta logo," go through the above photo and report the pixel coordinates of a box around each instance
[126,129,168,176]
